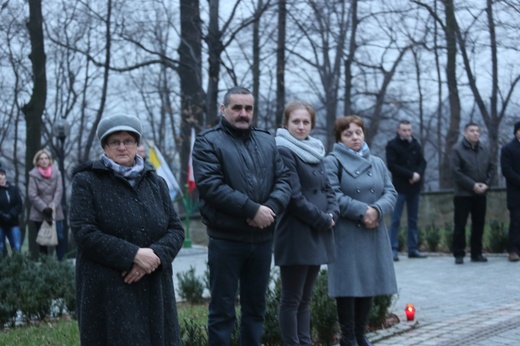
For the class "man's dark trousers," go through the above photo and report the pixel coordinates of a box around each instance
[453,195,486,258]
[207,237,272,346]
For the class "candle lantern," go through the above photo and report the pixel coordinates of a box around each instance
[405,304,416,321]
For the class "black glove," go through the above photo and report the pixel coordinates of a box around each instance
[42,208,53,222]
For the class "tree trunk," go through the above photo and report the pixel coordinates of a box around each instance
[206,0,221,126]
[439,0,461,189]
[22,0,47,260]
[252,0,263,127]
[275,0,286,129]
[178,0,204,194]
[344,0,358,116]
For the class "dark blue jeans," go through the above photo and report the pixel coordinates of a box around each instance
[207,238,272,346]
[453,196,486,258]
[35,220,66,261]
[508,207,520,253]
[279,265,320,346]
[0,226,22,255]
[389,192,420,254]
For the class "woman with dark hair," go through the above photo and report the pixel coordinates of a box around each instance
[70,114,185,345]
[275,100,339,345]
[0,167,23,255]
[324,115,397,346]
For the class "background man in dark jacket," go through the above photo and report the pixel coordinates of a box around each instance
[452,123,495,264]
[386,120,427,261]
[501,121,520,262]
[192,86,291,346]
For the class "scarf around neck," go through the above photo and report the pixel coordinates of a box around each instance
[38,166,53,179]
[275,128,325,164]
[101,154,144,186]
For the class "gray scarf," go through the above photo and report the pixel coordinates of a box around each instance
[275,128,325,164]
[101,154,144,186]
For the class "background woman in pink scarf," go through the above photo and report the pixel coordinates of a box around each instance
[28,149,66,260]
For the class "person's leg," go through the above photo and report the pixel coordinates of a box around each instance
[296,265,320,346]
[470,196,487,259]
[389,193,406,256]
[0,227,7,257]
[239,240,272,346]
[6,226,22,253]
[453,196,470,259]
[354,297,374,346]
[279,265,309,346]
[507,207,520,256]
[55,221,66,260]
[336,296,358,346]
[207,238,244,346]
[406,192,421,254]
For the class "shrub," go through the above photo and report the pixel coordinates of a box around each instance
[443,222,453,252]
[368,295,394,330]
[397,227,405,252]
[0,254,75,327]
[487,220,508,253]
[261,273,282,346]
[423,223,441,252]
[310,269,339,345]
[176,266,205,304]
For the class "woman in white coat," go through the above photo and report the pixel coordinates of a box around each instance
[324,115,397,346]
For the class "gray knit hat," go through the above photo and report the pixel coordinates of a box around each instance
[97,114,142,146]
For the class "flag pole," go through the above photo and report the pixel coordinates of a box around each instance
[183,187,192,249]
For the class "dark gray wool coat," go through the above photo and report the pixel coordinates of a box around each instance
[274,146,339,266]
[324,143,398,297]
[70,160,184,346]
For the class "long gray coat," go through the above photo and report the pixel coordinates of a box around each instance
[324,143,397,297]
[70,161,184,346]
[28,166,64,221]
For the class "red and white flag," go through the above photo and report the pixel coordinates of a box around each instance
[187,127,196,194]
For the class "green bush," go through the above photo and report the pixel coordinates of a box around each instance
[368,295,394,330]
[423,223,441,252]
[310,269,339,345]
[261,273,282,346]
[487,220,508,253]
[176,266,205,304]
[0,254,75,327]
[443,222,453,252]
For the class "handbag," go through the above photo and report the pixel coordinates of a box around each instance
[36,204,58,246]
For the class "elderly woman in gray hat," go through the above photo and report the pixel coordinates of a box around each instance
[69,114,185,345]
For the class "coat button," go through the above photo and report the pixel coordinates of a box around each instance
[370,189,375,193]
[356,189,361,193]
[368,171,372,176]
[313,189,318,194]
[355,171,360,175]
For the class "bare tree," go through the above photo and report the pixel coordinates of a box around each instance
[275,0,286,128]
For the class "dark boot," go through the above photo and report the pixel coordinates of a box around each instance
[336,297,359,346]
[354,297,374,346]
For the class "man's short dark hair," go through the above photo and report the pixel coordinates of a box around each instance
[464,122,480,130]
[399,120,411,126]
[223,86,252,106]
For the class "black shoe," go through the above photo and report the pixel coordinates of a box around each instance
[393,253,399,262]
[408,251,428,259]
[471,255,488,262]
[455,257,464,264]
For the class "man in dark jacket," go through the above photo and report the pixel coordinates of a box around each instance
[386,120,427,261]
[193,86,291,346]
[501,121,520,262]
[452,123,495,264]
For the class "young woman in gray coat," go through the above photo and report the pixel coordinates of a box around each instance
[275,100,339,346]
[70,114,185,345]
[324,116,397,346]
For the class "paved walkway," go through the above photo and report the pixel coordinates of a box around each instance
[173,247,520,345]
